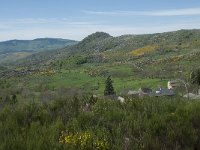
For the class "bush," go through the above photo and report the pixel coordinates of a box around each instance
[0,96,199,149]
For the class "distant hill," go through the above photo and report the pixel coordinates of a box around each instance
[0,38,78,54]
[0,38,78,64]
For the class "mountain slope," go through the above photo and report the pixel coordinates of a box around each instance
[0,38,78,54]
[66,29,200,54]
[0,38,78,64]
[10,29,200,67]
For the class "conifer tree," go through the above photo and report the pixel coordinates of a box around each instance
[104,76,115,96]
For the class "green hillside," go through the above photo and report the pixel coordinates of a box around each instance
[16,29,200,66]
[0,38,78,53]
[0,38,78,64]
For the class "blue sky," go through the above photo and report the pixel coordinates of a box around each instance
[1,0,200,41]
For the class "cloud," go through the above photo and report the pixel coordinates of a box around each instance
[0,18,58,25]
[0,18,102,28]
[83,7,200,16]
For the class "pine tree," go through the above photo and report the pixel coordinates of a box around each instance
[104,76,115,96]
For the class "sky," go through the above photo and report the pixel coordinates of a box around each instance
[1,0,200,41]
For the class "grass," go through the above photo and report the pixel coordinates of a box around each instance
[11,63,170,97]
[3,47,199,98]
[113,78,168,93]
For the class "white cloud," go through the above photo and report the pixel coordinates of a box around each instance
[83,7,200,16]
[0,18,102,29]
[1,18,61,26]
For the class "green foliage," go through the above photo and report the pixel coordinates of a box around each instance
[0,89,200,149]
[190,68,200,94]
[75,55,88,65]
[190,68,200,86]
[104,76,115,96]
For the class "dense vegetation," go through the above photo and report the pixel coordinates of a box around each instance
[0,92,200,149]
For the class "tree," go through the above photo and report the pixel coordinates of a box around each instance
[177,79,190,100]
[190,68,200,94]
[11,94,17,104]
[104,76,115,96]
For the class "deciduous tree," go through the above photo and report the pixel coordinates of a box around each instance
[190,68,200,94]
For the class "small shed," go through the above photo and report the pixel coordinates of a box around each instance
[168,80,179,89]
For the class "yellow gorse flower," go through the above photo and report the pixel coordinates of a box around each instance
[129,45,158,57]
[59,130,109,149]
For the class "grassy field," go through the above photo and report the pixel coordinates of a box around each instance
[8,63,169,98]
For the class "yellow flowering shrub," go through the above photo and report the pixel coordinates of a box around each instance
[129,45,158,56]
[59,131,109,150]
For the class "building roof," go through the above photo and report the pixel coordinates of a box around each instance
[151,88,175,97]
[139,87,152,94]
